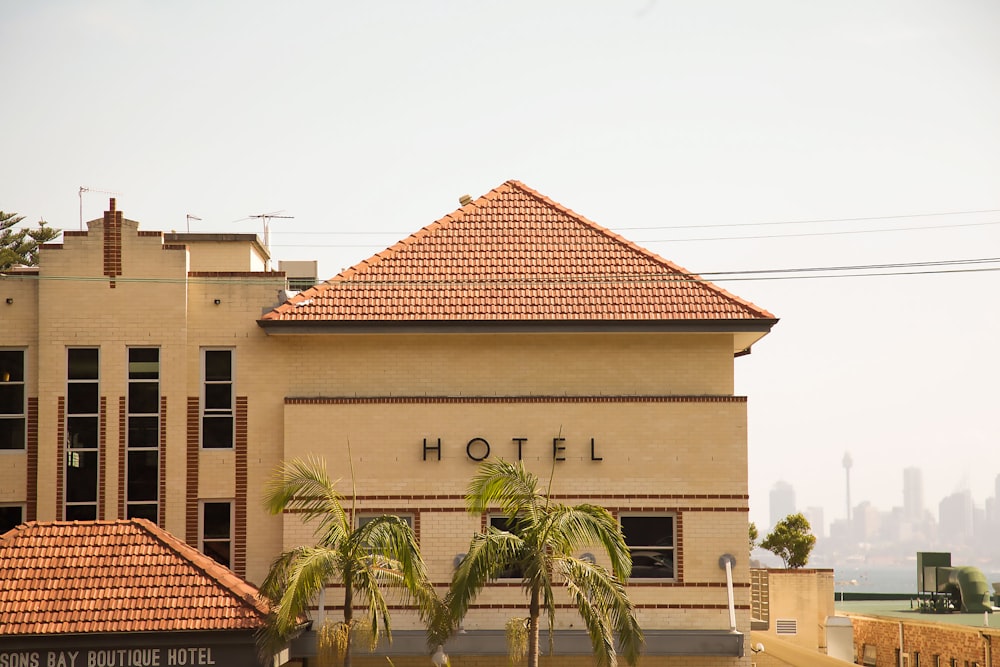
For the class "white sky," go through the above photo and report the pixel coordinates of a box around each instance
[2,1,999,533]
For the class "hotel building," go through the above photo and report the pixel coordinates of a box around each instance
[0,181,776,665]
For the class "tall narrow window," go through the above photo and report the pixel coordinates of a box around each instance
[202,350,234,449]
[201,500,232,568]
[127,348,159,522]
[66,348,99,520]
[620,514,675,579]
[0,350,26,450]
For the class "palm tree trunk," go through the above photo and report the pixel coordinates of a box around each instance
[527,585,541,667]
[343,584,353,667]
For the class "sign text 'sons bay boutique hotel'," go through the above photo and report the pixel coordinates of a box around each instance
[0,181,777,666]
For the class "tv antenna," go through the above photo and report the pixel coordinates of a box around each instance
[186,214,202,233]
[239,211,293,269]
[78,186,121,230]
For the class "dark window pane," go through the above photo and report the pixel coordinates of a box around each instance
[128,382,159,414]
[204,351,232,381]
[0,351,24,382]
[67,383,98,414]
[204,384,232,410]
[65,504,97,521]
[66,451,99,502]
[68,349,99,379]
[621,516,673,547]
[128,416,158,448]
[127,504,158,522]
[0,419,25,450]
[489,517,525,579]
[67,417,98,449]
[204,502,231,538]
[203,540,231,568]
[630,549,674,578]
[128,349,159,379]
[0,506,23,533]
[0,384,24,414]
[127,450,158,501]
[202,416,233,448]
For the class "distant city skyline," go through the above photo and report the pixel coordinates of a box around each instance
[760,466,1000,539]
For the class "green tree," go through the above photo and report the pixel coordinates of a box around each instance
[748,521,759,553]
[442,459,643,667]
[0,211,60,270]
[258,456,440,667]
[760,513,816,568]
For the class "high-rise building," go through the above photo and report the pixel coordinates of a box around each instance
[769,480,796,529]
[903,466,925,523]
[803,506,825,538]
[939,490,974,544]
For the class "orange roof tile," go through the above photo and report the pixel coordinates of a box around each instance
[261,181,775,326]
[0,520,269,636]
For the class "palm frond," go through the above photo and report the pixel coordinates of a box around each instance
[465,459,542,523]
[263,455,351,544]
[557,557,644,667]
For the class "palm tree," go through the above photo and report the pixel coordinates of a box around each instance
[444,459,643,667]
[258,456,439,667]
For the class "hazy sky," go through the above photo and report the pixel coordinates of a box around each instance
[3,1,999,532]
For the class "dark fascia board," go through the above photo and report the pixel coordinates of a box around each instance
[291,628,743,658]
[257,318,778,336]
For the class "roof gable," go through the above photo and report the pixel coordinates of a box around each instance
[260,181,775,326]
[0,519,269,636]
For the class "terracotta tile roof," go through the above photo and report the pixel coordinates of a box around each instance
[260,180,775,324]
[0,519,269,636]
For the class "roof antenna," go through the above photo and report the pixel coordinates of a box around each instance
[186,214,202,233]
[248,211,293,270]
[79,186,122,230]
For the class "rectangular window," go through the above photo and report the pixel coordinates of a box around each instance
[489,515,526,579]
[0,505,24,533]
[861,644,877,667]
[66,348,99,520]
[620,514,675,579]
[0,350,26,450]
[201,350,234,449]
[201,500,232,568]
[127,348,159,522]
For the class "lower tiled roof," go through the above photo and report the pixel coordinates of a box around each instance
[0,519,269,636]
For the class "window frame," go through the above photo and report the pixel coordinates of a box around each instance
[200,348,235,450]
[65,347,100,521]
[0,349,26,451]
[126,347,160,522]
[199,499,233,569]
[619,513,677,581]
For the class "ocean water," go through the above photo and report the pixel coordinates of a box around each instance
[831,565,1000,594]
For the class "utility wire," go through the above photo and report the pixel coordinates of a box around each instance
[6,257,1000,285]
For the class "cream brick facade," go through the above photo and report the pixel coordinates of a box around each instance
[0,198,776,666]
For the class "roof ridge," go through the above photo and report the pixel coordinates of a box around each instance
[129,518,270,619]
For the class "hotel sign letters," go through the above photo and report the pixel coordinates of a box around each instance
[0,649,218,667]
[422,436,603,462]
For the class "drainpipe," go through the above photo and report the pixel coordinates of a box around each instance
[899,622,904,667]
[981,631,991,667]
[719,554,737,632]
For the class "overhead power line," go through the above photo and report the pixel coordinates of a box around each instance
[5,256,1000,285]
